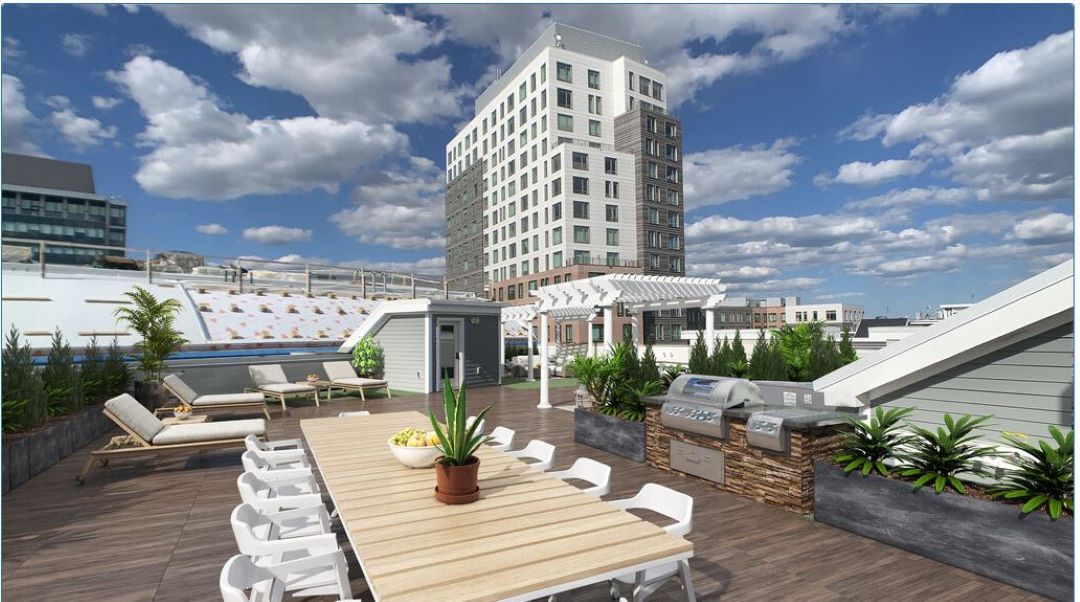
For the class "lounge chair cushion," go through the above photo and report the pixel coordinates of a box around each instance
[332,377,388,387]
[258,383,316,394]
[192,392,267,407]
[248,364,290,388]
[163,374,198,404]
[322,361,357,381]
[105,394,165,442]
[151,419,266,445]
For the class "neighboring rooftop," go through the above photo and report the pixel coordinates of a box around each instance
[1,152,96,194]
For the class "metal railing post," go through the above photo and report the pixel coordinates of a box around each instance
[305,263,311,294]
[39,241,46,277]
[145,249,152,283]
[411,273,417,299]
[361,271,367,298]
[444,277,449,299]
[237,258,244,294]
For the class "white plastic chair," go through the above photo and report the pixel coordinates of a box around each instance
[236,472,324,513]
[232,502,330,543]
[466,415,486,434]
[230,505,346,598]
[487,426,515,452]
[338,410,371,417]
[549,458,612,497]
[220,552,355,602]
[245,433,305,453]
[241,449,311,476]
[506,440,555,471]
[609,483,696,601]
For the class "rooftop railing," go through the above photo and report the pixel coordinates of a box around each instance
[1,237,474,301]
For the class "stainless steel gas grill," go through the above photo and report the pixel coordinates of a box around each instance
[745,407,830,453]
[653,374,764,439]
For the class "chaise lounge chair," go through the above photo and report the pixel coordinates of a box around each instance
[322,361,391,403]
[162,374,271,420]
[77,393,266,484]
[247,364,319,412]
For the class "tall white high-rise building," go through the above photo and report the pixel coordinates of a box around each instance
[446,24,685,344]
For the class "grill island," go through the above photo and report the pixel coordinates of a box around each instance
[645,375,856,515]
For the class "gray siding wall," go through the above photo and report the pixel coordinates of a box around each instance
[880,323,1074,443]
[431,313,501,390]
[373,315,427,393]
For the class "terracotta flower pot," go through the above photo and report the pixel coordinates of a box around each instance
[434,456,480,504]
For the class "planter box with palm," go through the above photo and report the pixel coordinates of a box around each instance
[570,342,658,461]
[990,426,1073,520]
[113,286,187,406]
[429,379,492,504]
[898,414,999,494]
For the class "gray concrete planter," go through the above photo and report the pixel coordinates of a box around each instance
[2,394,153,495]
[814,462,1073,600]
[574,408,646,462]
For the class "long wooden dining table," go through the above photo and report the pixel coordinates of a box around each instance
[300,411,694,602]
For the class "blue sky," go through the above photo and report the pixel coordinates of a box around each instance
[1,4,1073,317]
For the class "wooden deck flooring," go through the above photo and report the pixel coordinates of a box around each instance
[2,385,1046,601]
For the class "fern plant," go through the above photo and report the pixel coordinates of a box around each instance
[990,427,1073,519]
[898,414,998,494]
[835,406,913,476]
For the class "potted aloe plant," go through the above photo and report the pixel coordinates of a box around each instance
[428,379,492,504]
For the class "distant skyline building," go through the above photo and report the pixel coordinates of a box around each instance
[1,152,127,265]
[444,23,686,344]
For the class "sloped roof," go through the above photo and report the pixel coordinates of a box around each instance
[814,260,1074,407]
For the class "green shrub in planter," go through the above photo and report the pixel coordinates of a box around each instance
[2,326,47,433]
[835,406,913,476]
[899,413,999,494]
[41,328,83,416]
[80,336,106,404]
[351,336,384,377]
[990,426,1074,519]
[640,344,660,383]
[104,337,132,397]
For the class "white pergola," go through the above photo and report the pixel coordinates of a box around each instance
[501,274,728,408]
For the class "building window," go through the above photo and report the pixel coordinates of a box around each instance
[667,234,681,249]
[572,152,589,170]
[541,63,546,82]
[557,114,573,132]
[652,82,664,101]
[564,324,574,343]
[557,88,572,109]
[646,162,659,179]
[666,211,681,227]
[572,200,590,218]
[605,157,617,174]
[588,94,602,115]
[588,69,600,89]
[588,119,601,137]
[519,82,527,101]
[666,166,680,183]
[605,204,618,222]
[552,226,563,244]
[553,250,563,267]
[647,208,660,224]
[646,116,658,133]
[606,228,619,246]
[604,181,619,199]
[666,122,678,138]
[639,76,650,96]
[666,144,678,161]
[551,154,561,172]
[573,225,590,243]
[552,178,562,197]
[557,62,572,83]
[628,71,635,91]
[666,189,680,205]
[572,177,589,195]
[826,310,838,321]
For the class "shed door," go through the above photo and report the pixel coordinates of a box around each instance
[436,319,464,390]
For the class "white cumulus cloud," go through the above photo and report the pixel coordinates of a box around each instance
[815,159,927,187]
[196,223,228,235]
[242,225,312,244]
[684,138,800,207]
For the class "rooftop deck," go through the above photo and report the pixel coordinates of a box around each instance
[2,386,1044,601]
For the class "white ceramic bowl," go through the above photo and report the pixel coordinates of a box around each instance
[387,438,441,468]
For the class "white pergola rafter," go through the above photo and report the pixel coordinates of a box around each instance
[527,274,728,408]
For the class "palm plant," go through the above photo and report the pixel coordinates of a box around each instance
[660,365,685,391]
[113,286,187,382]
[990,427,1073,519]
[835,407,913,476]
[606,378,661,421]
[567,354,614,404]
[774,322,825,381]
[898,414,999,494]
[428,379,492,465]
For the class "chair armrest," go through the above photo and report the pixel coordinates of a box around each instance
[259,449,310,467]
[265,437,305,450]
[263,550,352,601]
[267,505,331,527]
[257,467,314,483]
[248,532,339,557]
[248,494,326,513]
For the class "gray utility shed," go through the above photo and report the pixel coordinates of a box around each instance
[338,299,504,394]
[814,260,1074,443]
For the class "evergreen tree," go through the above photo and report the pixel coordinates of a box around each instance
[640,344,661,382]
[808,335,843,380]
[747,329,770,380]
[2,326,47,432]
[764,337,790,381]
[41,328,83,415]
[688,331,709,374]
[104,337,132,397]
[81,336,104,404]
[729,329,747,377]
[708,336,726,376]
[839,325,858,365]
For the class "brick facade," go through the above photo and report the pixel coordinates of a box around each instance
[645,405,846,515]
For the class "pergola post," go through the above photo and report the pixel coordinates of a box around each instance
[526,323,535,382]
[538,312,551,409]
[631,314,639,346]
[603,305,614,352]
[705,307,716,355]
[498,316,506,386]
